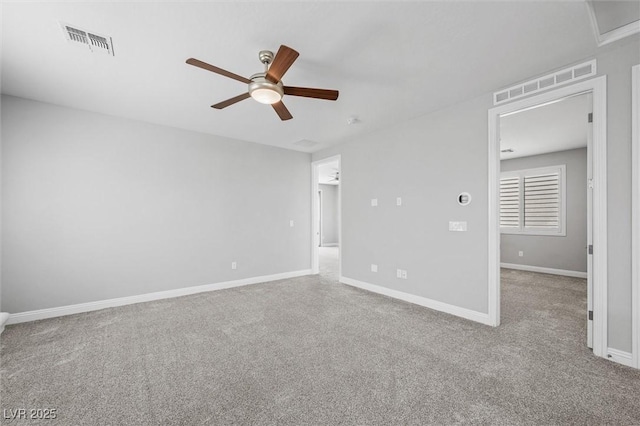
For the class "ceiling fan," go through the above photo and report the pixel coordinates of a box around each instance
[186,45,339,121]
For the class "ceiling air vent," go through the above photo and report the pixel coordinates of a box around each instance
[493,60,596,105]
[60,22,114,56]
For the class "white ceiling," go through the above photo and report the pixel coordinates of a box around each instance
[500,93,590,160]
[2,2,604,153]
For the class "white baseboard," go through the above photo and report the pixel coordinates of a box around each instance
[607,348,635,368]
[340,276,492,326]
[6,269,312,325]
[501,263,587,279]
[0,312,10,335]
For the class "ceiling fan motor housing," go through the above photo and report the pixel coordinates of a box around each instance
[248,73,284,104]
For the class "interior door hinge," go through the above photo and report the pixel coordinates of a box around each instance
[588,112,593,123]
[588,244,593,255]
[588,179,594,189]
[588,310,593,321]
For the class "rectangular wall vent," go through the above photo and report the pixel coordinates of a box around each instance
[60,22,114,56]
[493,60,596,105]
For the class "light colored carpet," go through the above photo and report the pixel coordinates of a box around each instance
[319,246,339,281]
[2,266,640,425]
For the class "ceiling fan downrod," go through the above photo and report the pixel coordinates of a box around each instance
[258,50,274,72]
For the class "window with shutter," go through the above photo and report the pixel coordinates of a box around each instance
[524,172,559,229]
[500,176,520,228]
[500,165,566,236]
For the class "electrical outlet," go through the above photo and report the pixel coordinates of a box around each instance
[371,264,378,273]
[401,270,407,279]
[397,269,402,278]
[231,262,237,270]
[518,251,524,257]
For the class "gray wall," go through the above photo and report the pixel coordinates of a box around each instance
[1,96,311,313]
[313,38,639,352]
[314,95,491,314]
[501,148,587,272]
[319,184,339,246]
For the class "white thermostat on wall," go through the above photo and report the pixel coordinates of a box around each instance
[457,192,472,206]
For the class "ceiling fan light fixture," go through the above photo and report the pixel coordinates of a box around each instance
[249,74,283,105]
[186,45,339,121]
[250,88,282,104]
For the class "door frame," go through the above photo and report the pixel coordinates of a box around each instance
[311,155,341,276]
[632,64,639,369]
[586,92,594,349]
[318,190,323,247]
[488,76,608,359]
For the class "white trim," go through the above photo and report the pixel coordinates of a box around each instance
[585,2,640,47]
[340,276,492,326]
[318,188,323,247]
[632,64,640,369]
[488,108,501,327]
[321,243,339,247]
[0,312,10,334]
[311,163,320,273]
[607,348,634,368]
[488,75,608,358]
[493,60,596,105]
[6,269,312,325]
[311,155,341,277]
[501,263,587,279]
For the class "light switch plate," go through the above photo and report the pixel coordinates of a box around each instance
[289,220,294,227]
[449,221,468,232]
[396,197,402,206]
[371,198,378,207]
[371,264,378,272]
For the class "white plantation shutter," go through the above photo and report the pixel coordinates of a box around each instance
[500,165,565,235]
[500,176,520,228]
[524,172,559,229]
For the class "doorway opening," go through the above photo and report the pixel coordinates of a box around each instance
[488,76,609,361]
[498,92,593,350]
[311,155,341,280]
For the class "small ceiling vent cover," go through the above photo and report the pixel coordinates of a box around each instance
[60,22,114,56]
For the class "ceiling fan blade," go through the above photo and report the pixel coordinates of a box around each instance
[266,45,299,83]
[284,86,339,101]
[186,58,251,84]
[272,101,293,121]
[211,93,251,109]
